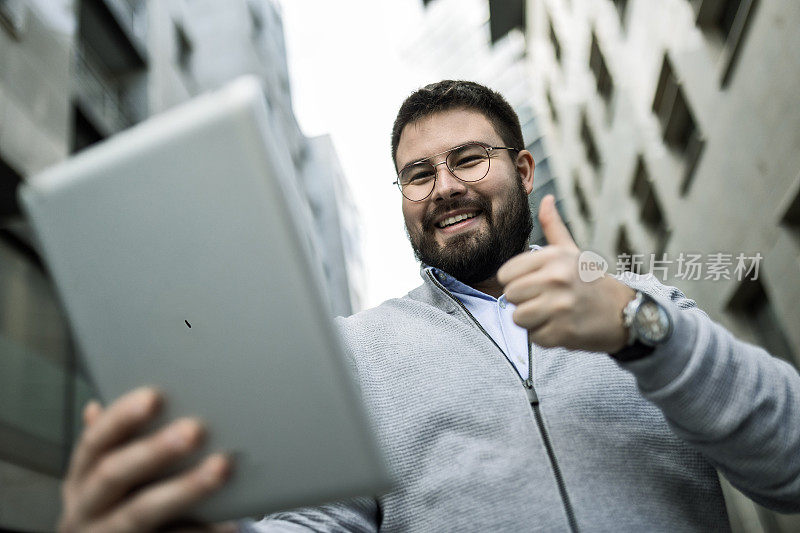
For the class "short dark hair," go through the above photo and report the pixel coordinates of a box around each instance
[391,80,524,168]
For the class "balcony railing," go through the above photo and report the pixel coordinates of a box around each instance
[73,46,135,134]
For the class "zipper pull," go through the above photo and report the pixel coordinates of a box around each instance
[524,378,539,405]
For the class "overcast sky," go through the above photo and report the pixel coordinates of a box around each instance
[279,0,446,309]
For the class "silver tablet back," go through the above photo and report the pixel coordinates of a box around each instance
[19,77,390,521]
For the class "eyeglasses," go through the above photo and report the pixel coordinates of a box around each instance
[393,142,519,201]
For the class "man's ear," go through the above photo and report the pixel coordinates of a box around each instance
[516,150,535,194]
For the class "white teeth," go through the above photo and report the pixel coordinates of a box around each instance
[437,212,478,228]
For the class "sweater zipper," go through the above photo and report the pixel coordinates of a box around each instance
[524,339,579,533]
[426,271,579,533]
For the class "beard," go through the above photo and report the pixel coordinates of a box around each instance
[406,172,533,285]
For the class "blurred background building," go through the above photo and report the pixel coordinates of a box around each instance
[0,0,362,529]
[519,0,799,531]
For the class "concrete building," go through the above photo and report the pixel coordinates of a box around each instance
[300,134,365,316]
[524,0,800,530]
[412,0,571,247]
[0,1,362,529]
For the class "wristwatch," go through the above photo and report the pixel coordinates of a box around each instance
[610,291,673,362]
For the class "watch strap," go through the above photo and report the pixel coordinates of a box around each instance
[610,339,656,362]
[610,290,655,362]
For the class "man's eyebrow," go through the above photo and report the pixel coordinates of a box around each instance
[397,139,490,171]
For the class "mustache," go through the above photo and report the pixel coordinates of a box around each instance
[422,197,491,231]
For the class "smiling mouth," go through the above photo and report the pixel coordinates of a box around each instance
[435,211,481,229]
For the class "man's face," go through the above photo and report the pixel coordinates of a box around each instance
[396,108,535,284]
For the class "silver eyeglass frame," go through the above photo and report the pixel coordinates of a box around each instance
[393,142,520,202]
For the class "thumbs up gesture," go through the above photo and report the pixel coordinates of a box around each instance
[497,195,636,353]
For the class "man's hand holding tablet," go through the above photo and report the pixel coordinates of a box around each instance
[59,388,234,533]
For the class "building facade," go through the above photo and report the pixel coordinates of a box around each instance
[524,0,800,530]
[0,1,362,530]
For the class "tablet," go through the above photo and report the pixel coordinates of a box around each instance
[19,76,391,522]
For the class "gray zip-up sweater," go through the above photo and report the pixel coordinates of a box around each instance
[245,271,800,532]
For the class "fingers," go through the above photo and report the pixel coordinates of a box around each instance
[90,453,231,533]
[68,387,162,483]
[76,418,205,519]
[497,249,549,286]
[512,298,550,334]
[83,400,104,427]
[504,271,547,305]
[514,297,577,348]
[61,388,232,533]
[209,522,239,533]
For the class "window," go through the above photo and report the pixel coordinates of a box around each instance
[546,85,558,124]
[692,0,760,87]
[175,22,192,73]
[589,32,614,103]
[615,225,641,274]
[0,0,26,39]
[70,104,105,154]
[0,155,22,218]
[521,114,542,149]
[548,14,561,64]
[249,3,264,40]
[573,174,592,223]
[630,157,670,254]
[651,54,705,195]
[77,0,146,72]
[695,0,742,38]
[580,111,600,171]
[780,176,800,246]
[488,0,526,44]
[781,192,800,228]
[613,0,628,27]
[0,235,87,478]
[528,177,565,246]
[728,277,797,368]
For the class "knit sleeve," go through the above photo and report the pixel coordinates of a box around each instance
[238,497,380,532]
[615,274,800,513]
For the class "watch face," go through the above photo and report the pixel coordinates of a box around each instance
[634,301,670,345]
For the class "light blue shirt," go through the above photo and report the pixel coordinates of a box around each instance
[426,246,541,380]
[427,266,530,380]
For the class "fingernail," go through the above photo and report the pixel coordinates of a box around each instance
[83,399,99,416]
[166,419,201,449]
[133,387,160,416]
[202,454,230,485]
[216,522,238,533]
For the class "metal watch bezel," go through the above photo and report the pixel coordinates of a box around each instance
[631,293,673,346]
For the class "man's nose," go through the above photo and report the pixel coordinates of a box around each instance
[431,161,467,201]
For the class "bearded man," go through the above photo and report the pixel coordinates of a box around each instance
[59,81,800,532]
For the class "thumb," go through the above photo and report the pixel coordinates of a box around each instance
[539,195,577,249]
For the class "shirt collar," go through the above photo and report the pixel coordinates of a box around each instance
[422,244,543,301]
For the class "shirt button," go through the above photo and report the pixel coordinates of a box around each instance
[499,300,507,309]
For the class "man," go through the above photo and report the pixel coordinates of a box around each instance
[59,81,800,532]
